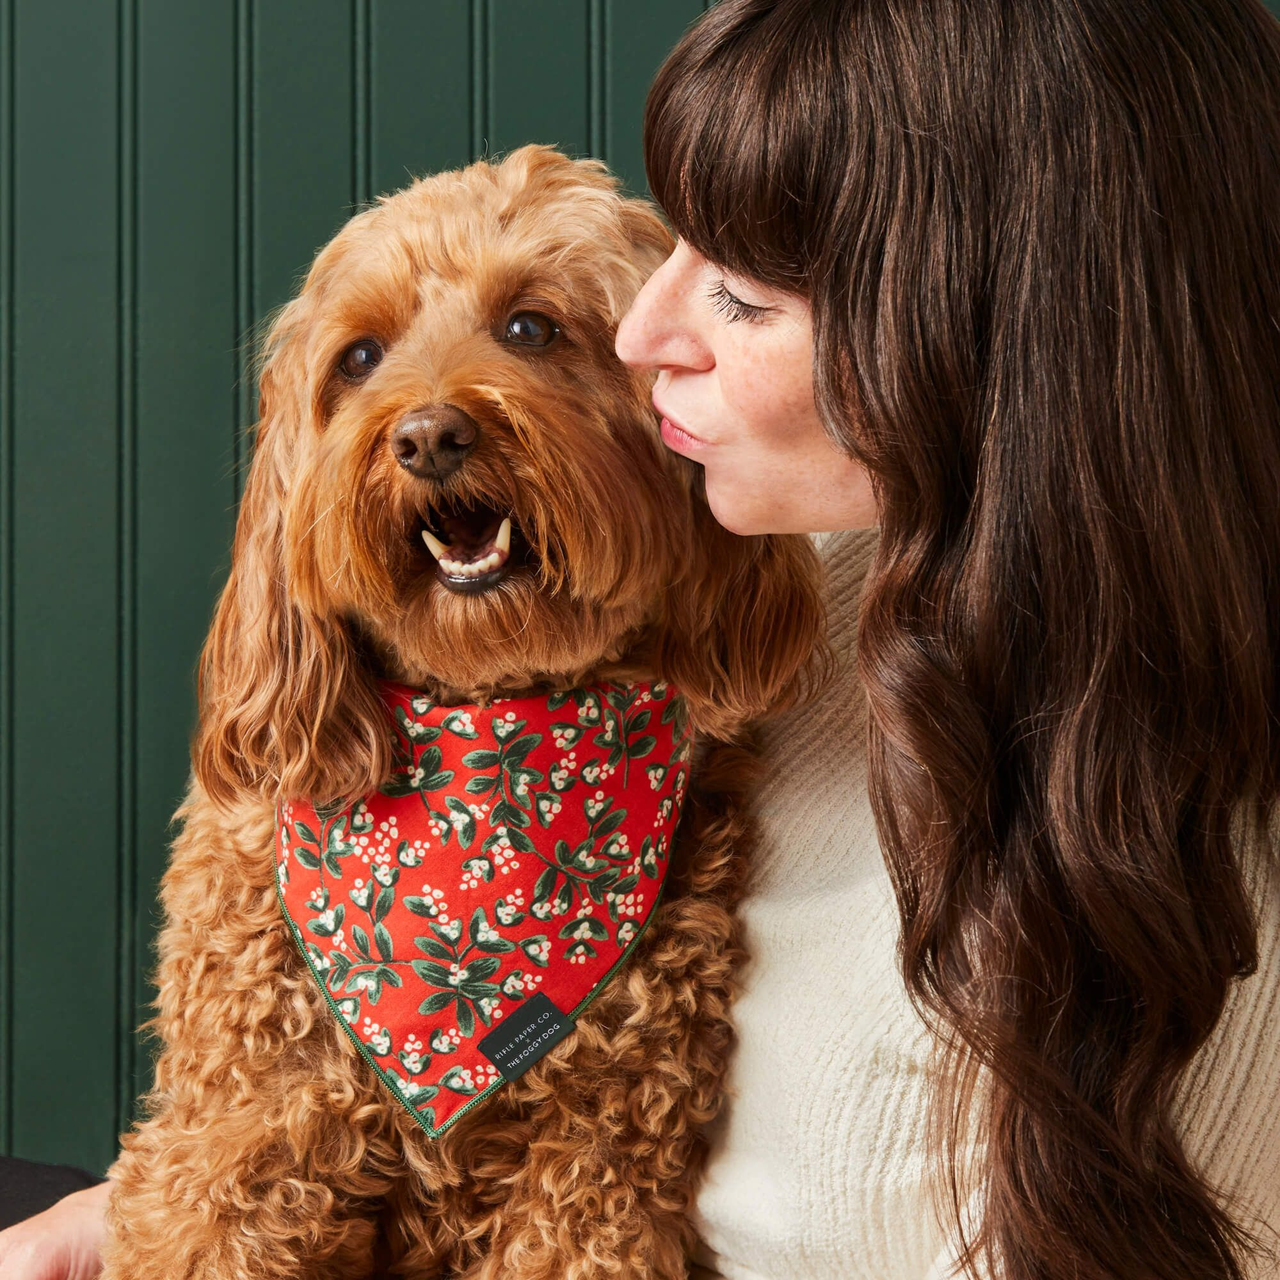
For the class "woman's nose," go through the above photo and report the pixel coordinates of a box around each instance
[615,254,711,373]
[615,274,663,368]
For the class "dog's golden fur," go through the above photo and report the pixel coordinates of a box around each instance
[101,144,831,1279]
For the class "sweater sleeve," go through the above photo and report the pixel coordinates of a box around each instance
[1165,806,1280,1279]
[922,810,1280,1280]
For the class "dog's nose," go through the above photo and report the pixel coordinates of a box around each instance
[390,404,479,479]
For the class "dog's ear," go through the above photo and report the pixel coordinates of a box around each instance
[191,296,388,815]
[654,480,836,741]
[616,195,675,277]
[595,193,674,327]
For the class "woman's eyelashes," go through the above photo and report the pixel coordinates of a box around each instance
[706,277,774,324]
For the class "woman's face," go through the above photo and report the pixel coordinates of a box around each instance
[615,238,876,535]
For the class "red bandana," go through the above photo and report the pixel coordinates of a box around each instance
[274,678,693,1139]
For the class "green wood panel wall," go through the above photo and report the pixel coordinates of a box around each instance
[0,0,707,1176]
[7,0,1276,1183]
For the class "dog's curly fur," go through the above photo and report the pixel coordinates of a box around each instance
[100,145,832,1280]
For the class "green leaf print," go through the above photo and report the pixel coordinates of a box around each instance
[550,721,583,746]
[415,934,454,961]
[468,906,516,954]
[403,895,442,918]
[455,1002,475,1037]
[411,959,454,987]
[594,808,625,838]
[395,704,442,746]
[306,903,344,937]
[444,796,476,847]
[503,733,539,761]
[325,815,350,854]
[439,1066,477,1096]
[491,825,534,854]
[559,916,608,942]
[440,707,479,738]
[458,955,501,982]
[461,853,494,885]
[327,952,351,988]
[351,924,371,959]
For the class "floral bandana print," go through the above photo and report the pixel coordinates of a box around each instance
[274,678,694,1140]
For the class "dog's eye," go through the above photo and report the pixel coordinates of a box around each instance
[504,312,559,347]
[339,339,383,378]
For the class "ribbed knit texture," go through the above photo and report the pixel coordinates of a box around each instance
[689,526,1280,1280]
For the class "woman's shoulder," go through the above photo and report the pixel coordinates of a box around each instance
[1172,800,1280,1266]
[808,524,880,563]
[804,526,880,653]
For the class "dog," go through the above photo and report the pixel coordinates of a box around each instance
[100,143,830,1280]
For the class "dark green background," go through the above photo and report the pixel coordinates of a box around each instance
[3,0,1278,1179]
[0,0,708,1177]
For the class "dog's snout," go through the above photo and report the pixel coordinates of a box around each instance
[390,403,479,479]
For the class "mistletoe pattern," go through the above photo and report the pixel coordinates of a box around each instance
[274,678,694,1138]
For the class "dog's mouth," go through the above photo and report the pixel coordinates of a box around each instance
[414,495,527,594]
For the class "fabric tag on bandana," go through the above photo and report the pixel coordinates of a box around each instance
[274,678,693,1139]
[475,990,576,1079]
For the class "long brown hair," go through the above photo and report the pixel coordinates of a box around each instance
[645,2,1280,1277]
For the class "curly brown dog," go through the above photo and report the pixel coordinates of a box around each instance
[100,144,830,1280]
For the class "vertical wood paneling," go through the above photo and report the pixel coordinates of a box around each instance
[489,0,590,158]
[116,0,137,1143]
[128,0,239,1124]
[370,0,473,199]
[606,0,704,197]
[12,0,1280,1185]
[234,0,254,495]
[0,0,14,1157]
[253,1,355,324]
[1,0,701,1174]
[353,0,372,208]
[8,0,123,1171]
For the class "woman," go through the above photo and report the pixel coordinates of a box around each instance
[624,2,1274,1280]
[4,1,1279,1277]
[615,3,1280,1279]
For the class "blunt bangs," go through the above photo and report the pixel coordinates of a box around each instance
[641,0,850,294]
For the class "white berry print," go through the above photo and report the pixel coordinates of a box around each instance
[274,677,693,1138]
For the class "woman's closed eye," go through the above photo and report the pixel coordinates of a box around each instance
[706,277,776,324]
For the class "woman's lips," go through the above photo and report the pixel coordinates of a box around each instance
[654,402,712,453]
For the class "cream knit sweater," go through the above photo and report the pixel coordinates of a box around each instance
[688,525,1280,1280]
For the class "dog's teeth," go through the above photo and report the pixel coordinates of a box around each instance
[421,528,447,562]
[429,526,512,582]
